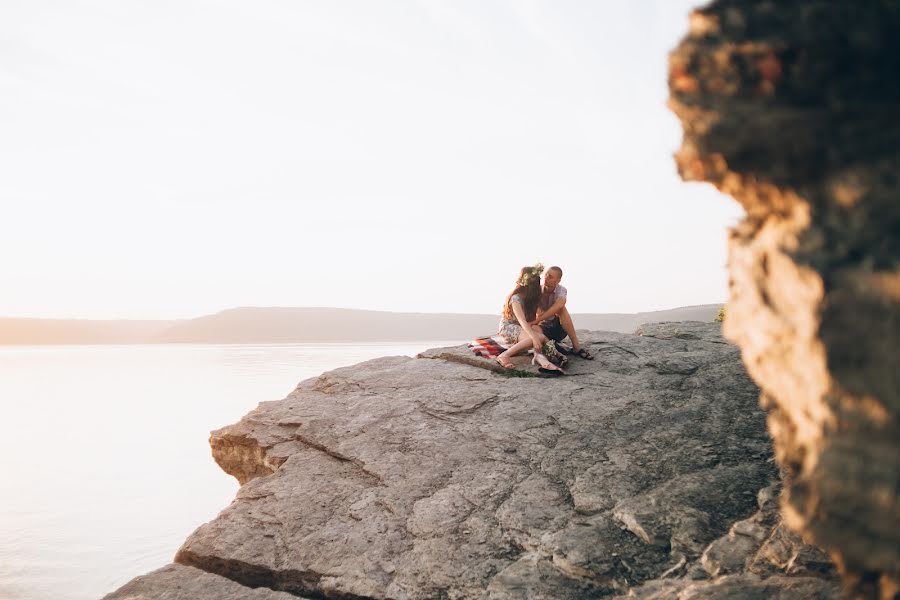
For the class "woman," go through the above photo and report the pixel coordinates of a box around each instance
[495,264,565,374]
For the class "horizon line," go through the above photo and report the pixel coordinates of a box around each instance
[0,302,726,323]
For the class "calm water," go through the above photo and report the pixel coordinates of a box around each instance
[0,341,460,600]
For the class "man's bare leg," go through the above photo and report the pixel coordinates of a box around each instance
[558,307,583,353]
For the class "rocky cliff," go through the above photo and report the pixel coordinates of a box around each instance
[668,2,900,597]
[105,322,840,599]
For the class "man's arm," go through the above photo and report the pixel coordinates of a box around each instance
[538,297,566,323]
[512,300,543,353]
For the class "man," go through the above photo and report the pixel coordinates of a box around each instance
[535,266,594,359]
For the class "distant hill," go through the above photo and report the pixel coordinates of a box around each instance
[0,304,722,345]
[575,304,724,334]
[155,307,496,343]
[0,317,176,345]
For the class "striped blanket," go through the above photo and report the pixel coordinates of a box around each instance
[467,335,510,359]
[469,336,570,362]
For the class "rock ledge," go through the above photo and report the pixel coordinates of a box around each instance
[105,322,838,599]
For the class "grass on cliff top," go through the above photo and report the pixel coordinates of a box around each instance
[501,369,540,378]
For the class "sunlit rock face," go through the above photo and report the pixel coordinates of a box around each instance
[107,323,795,599]
[668,1,900,597]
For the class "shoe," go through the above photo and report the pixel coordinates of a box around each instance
[495,355,515,369]
[533,353,564,376]
[554,341,573,355]
[572,348,594,360]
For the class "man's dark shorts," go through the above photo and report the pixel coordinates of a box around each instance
[541,318,567,342]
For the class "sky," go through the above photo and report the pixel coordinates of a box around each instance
[0,0,739,320]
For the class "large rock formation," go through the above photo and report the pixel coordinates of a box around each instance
[668,1,900,597]
[100,564,305,600]
[105,322,841,599]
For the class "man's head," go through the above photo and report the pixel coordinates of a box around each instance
[543,266,563,291]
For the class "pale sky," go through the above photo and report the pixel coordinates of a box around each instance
[0,0,738,320]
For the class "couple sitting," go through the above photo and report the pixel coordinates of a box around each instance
[496,263,594,374]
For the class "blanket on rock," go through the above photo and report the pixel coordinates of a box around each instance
[467,336,509,359]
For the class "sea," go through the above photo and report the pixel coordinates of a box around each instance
[0,341,462,600]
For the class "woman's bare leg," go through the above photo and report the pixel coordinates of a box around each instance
[499,337,532,360]
[498,327,548,362]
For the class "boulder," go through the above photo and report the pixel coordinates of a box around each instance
[107,323,841,598]
[172,323,779,598]
[102,563,304,600]
[614,573,841,600]
[669,1,900,596]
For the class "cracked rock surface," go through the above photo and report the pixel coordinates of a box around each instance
[102,563,306,599]
[105,322,837,599]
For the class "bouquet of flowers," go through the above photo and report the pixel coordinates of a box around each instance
[542,340,568,368]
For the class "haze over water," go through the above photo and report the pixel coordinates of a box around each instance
[1,2,734,596]
[0,342,459,600]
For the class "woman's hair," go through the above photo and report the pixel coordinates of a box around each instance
[503,265,543,322]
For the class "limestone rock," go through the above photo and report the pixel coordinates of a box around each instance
[669,2,900,596]
[701,481,837,580]
[107,323,843,598]
[102,563,304,599]
[166,324,776,599]
[615,573,841,600]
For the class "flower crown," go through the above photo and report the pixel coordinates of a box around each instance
[518,263,544,286]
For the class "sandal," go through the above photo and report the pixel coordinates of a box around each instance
[542,341,564,363]
[533,353,565,376]
[572,347,594,360]
[554,342,573,355]
[495,355,515,369]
